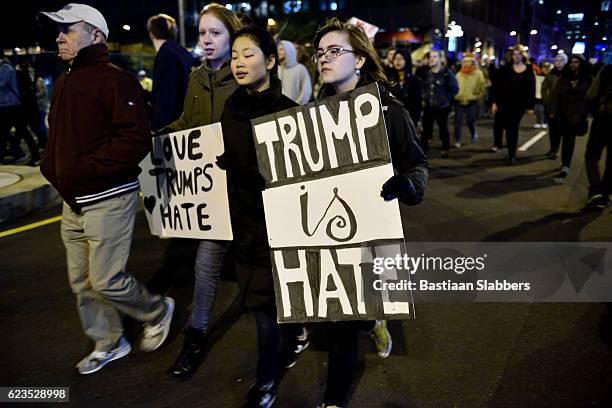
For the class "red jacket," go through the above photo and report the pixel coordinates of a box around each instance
[41,44,151,211]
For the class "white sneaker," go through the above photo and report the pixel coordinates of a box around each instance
[140,297,175,352]
[76,337,132,375]
[534,123,541,128]
[454,142,461,148]
[542,123,548,128]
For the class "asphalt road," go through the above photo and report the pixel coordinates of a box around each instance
[2,114,612,407]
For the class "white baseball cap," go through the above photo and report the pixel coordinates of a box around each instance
[40,3,109,38]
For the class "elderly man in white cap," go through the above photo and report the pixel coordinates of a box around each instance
[39,3,174,375]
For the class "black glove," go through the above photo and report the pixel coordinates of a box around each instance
[381,174,417,203]
[215,154,231,170]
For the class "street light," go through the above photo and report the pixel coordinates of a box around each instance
[551,45,558,50]
[558,49,565,54]
[510,31,517,36]
[122,24,131,31]
[530,29,538,35]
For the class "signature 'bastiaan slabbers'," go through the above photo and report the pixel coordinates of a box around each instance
[373,279,531,291]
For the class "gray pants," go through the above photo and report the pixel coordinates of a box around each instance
[61,191,164,352]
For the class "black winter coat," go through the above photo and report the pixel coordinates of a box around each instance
[221,78,297,310]
[491,64,535,111]
[319,82,429,204]
[551,74,592,133]
[151,41,195,131]
[392,73,423,124]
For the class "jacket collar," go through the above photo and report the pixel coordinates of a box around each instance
[317,77,377,99]
[71,44,109,69]
[228,77,283,116]
[202,60,233,80]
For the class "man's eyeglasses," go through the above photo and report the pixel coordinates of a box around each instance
[312,47,355,63]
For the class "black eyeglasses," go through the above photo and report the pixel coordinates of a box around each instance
[312,47,356,63]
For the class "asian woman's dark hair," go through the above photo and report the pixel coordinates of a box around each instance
[313,17,389,87]
[231,25,279,78]
[393,48,413,74]
[560,55,592,82]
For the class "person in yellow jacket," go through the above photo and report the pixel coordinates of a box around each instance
[454,53,486,147]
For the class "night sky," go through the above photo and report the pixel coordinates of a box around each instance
[2,0,184,50]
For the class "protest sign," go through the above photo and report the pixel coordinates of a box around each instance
[348,17,379,41]
[139,123,232,240]
[252,83,413,323]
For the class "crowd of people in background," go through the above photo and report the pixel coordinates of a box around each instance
[2,11,609,210]
[379,42,610,208]
[0,58,48,166]
[1,2,610,407]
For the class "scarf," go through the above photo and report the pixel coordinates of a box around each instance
[460,65,476,74]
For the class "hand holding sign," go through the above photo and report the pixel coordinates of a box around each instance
[252,84,411,323]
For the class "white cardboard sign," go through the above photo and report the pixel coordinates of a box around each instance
[138,123,232,240]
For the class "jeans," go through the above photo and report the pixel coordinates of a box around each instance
[454,103,478,143]
[38,109,48,148]
[547,115,561,153]
[534,102,545,125]
[422,105,451,151]
[585,116,612,197]
[323,320,375,406]
[188,239,230,331]
[561,132,578,169]
[493,107,524,159]
[253,307,281,386]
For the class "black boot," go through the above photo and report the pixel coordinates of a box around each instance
[166,326,207,381]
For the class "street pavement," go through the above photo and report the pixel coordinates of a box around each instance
[2,114,612,407]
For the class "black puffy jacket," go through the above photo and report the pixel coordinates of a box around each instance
[318,81,429,205]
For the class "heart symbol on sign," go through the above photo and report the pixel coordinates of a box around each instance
[144,196,156,214]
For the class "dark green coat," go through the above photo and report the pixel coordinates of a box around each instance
[163,61,238,132]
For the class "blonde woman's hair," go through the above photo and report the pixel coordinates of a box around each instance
[507,44,529,64]
[199,3,242,38]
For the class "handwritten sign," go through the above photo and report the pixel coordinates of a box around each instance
[139,124,232,240]
[252,83,411,323]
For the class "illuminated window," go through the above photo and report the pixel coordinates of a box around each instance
[568,13,584,22]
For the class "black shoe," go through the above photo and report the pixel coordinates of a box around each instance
[282,327,310,369]
[507,157,516,166]
[246,381,277,408]
[4,152,27,165]
[166,326,206,381]
[547,151,557,160]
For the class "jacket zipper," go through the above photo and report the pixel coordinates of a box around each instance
[209,70,215,124]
